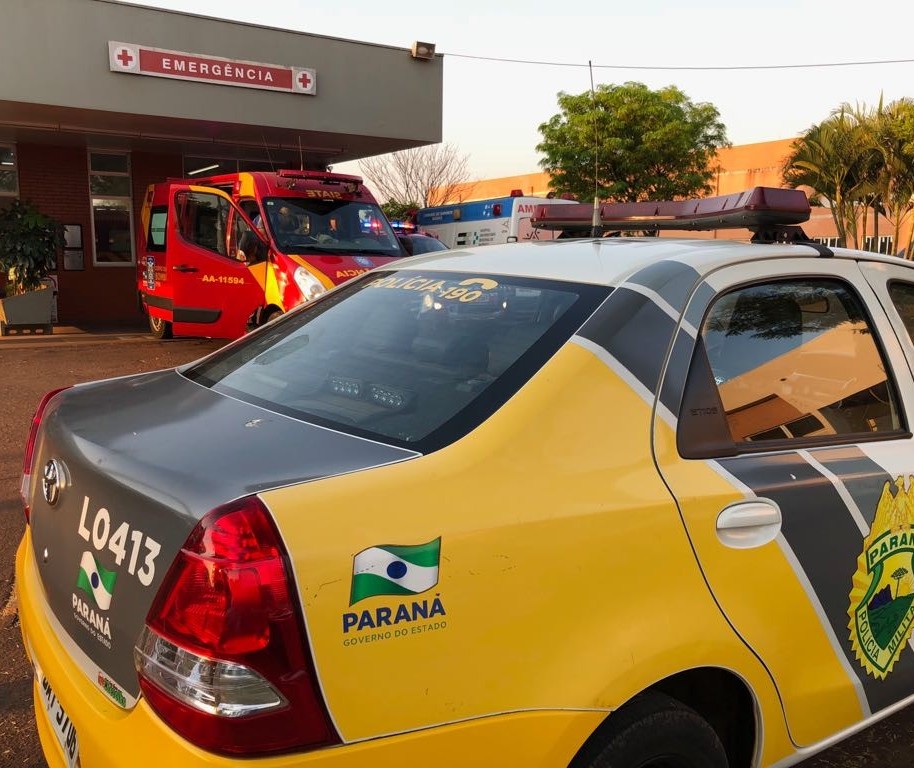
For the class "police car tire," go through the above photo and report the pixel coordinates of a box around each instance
[148,315,172,339]
[584,691,727,768]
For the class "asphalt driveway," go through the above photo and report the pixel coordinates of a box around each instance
[0,331,224,767]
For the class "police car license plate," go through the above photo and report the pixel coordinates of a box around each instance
[36,663,79,768]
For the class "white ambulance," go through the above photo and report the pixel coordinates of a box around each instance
[415,193,577,249]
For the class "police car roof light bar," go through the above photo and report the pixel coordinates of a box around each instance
[530,187,810,234]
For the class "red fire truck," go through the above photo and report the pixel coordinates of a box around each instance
[137,169,405,339]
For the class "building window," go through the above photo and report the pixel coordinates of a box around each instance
[814,237,841,249]
[89,152,134,265]
[864,235,894,255]
[0,145,18,198]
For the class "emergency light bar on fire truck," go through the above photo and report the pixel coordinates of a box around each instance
[530,187,812,243]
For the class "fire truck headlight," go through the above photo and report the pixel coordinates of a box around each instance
[293,267,326,302]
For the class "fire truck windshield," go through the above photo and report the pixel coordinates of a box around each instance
[262,197,402,256]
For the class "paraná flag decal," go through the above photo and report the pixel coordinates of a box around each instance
[76,551,117,611]
[350,538,441,605]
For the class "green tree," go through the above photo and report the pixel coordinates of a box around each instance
[841,102,883,251]
[536,81,729,203]
[783,100,914,256]
[381,201,420,223]
[783,108,877,249]
[869,98,914,258]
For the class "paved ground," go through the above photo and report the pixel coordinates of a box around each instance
[1,328,913,766]
[0,329,225,767]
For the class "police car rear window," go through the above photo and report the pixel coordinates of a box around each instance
[185,270,609,452]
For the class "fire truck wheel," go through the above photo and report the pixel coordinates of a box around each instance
[148,314,173,339]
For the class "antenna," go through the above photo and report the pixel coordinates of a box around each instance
[261,134,276,172]
[588,60,601,238]
[298,135,304,171]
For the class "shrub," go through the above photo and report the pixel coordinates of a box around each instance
[0,199,64,294]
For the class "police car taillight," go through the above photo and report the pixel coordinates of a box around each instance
[134,496,339,756]
[21,387,71,523]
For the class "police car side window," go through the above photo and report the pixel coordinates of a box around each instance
[701,279,902,446]
[888,282,914,345]
[175,191,230,257]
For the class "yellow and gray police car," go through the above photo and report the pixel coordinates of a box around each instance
[17,187,914,767]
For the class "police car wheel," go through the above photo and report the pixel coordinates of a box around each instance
[148,314,172,339]
[583,692,727,768]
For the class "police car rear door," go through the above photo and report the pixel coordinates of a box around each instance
[654,256,914,747]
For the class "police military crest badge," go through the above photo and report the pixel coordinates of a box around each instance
[849,476,914,679]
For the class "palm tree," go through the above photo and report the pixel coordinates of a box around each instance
[869,98,914,258]
[782,109,873,248]
[843,101,884,251]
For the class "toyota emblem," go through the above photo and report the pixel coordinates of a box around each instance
[42,459,66,506]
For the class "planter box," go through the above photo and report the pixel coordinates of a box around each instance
[0,283,54,335]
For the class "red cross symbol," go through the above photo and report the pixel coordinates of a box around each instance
[116,48,134,67]
[297,71,312,90]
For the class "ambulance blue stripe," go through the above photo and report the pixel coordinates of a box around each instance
[415,198,516,226]
[626,260,700,314]
[719,451,914,714]
[578,287,677,398]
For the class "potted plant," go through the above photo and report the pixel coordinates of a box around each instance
[0,199,64,335]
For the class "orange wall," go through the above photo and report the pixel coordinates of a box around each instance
[713,139,793,193]
[449,140,798,204]
[450,172,553,202]
[447,139,911,254]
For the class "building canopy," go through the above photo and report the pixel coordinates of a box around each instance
[0,0,443,168]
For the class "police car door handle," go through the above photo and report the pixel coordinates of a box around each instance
[716,500,781,549]
[172,264,198,273]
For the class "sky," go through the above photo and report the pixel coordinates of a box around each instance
[138,0,914,182]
